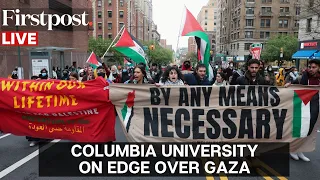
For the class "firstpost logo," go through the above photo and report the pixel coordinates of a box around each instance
[1,9,92,31]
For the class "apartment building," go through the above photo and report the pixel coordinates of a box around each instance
[91,0,154,42]
[220,0,300,57]
[188,37,197,53]
[197,0,219,32]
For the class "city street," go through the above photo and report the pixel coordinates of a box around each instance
[0,118,320,180]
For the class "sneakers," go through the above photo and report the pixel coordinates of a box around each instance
[290,152,310,162]
[29,141,37,147]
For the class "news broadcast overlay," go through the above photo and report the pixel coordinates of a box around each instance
[0,8,92,31]
[110,84,320,152]
[0,78,116,142]
[39,142,289,177]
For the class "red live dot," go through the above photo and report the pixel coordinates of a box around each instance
[88,22,93,26]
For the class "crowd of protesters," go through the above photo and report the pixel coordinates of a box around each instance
[7,57,320,162]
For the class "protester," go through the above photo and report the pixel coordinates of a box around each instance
[125,65,149,84]
[213,72,227,87]
[157,66,184,86]
[78,69,85,82]
[258,60,265,77]
[276,68,285,86]
[121,66,130,83]
[285,66,300,85]
[150,63,162,83]
[69,72,79,82]
[184,64,211,85]
[11,68,18,79]
[223,62,234,83]
[61,69,69,80]
[236,59,269,85]
[181,59,193,71]
[229,65,245,85]
[265,65,276,85]
[82,67,95,82]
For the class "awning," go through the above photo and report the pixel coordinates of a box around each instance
[292,50,318,59]
[314,52,320,59]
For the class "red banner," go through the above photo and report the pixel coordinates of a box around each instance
[0,77,116,142]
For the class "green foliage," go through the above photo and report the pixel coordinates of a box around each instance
[261,35,299,62]
[143,41,173,65]
[88,37,123,65]
[186,52,198,65]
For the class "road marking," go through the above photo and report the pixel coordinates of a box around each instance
[0,133,11,140]
[201,158,214,180]
[254,158,288,180]
[0,139,60,179]
[213,157,228,180]
[245,158,272,180]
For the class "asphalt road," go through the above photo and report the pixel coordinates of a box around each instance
[1,118,320,180]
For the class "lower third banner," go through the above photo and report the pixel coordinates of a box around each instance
[0,77,116,142]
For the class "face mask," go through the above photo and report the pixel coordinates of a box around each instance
[63,72,68,75]
[12,71,17,74]
[184,63,190,68]
[294,71,298,75]
[112,72,117,75]
[215,65,218,69]
[229,64,233,68]
[97,72,105,77]
[123,69,127,73]
[41,73,47,77]
[268,68,272,71]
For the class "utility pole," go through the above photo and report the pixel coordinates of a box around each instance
[279,47,283,67]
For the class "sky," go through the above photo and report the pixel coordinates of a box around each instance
[153,0,208,52]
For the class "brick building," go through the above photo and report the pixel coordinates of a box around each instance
[0,0,90,78]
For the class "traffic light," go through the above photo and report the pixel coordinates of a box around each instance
[149,45,155,50]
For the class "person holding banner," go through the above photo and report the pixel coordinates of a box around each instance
[184,64,212,86]
[285,60,320,162]
[125,65,150,84]
[236,59,269,85]
[156,66,184,86]
[213,72,227,87]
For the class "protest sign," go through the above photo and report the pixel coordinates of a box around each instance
[0,77,116,142]
[110,84,320,152]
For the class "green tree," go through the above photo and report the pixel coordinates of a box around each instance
[143,41,173,65]
[186,52,198,66]
[261,35,299,62]
[88,37,123,65]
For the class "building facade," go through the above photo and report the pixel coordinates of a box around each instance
[197,0,219,32]
[298,0,320,41]
[220,0,300,57]
[188,37,197,53]
[91,0,155,42]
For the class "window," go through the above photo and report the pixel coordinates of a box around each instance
[98,35,102,39]
[108,23,112,30]
[294,20,299,27]
[108,0,112,6]
[261,0,272,3]
[260,32,264,38]
[280,7,289,13]
[245,43,252,50]
[108,34,112,39]
[265,32,270,38]
[261,7,272,13]
[280,0,289,3]
[261,19,271,27]
[119,0,124,7]
[279,19,288,28]
[307,18,312,32]
[309,0,314,7]
[245,31,253,38]
[237,43,239,49]
[205,27,207,31]
[247,0,255,2]
[260,32,270,38]
[246,19,254,26]
[296,7,300,15]
[246,8,254,14]
[119,22,124,29]
[119,11,124,18]
[205,21,207,25]
[98,11,102,18]
[108,11,112,18]
[98,22,102,29]
[97,0,101,7]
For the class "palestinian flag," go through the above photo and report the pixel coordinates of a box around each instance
[121,90,136,132]
[181,7,213,81]
[293,90,319,138]
[114,28,149,70]
[86,52,101,69]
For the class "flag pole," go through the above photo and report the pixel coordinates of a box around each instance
[175,5,185,62]
[101,25,125,60]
